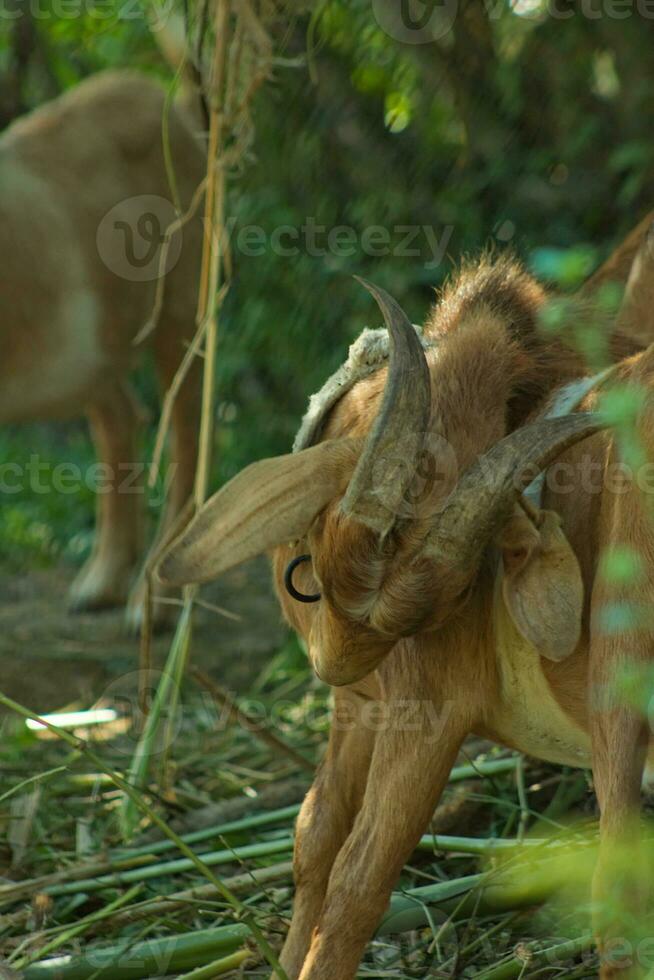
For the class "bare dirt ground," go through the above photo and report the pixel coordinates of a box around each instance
[0,557,285,715]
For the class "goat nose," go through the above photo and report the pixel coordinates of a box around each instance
[310,652,366,688]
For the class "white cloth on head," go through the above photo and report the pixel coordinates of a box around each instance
[293,324,434,452]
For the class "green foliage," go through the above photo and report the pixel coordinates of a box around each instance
[0,428,95,567]
[2,3,654,560]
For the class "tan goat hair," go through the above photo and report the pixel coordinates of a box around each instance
[161,216,654,980]
[0,70,205,627]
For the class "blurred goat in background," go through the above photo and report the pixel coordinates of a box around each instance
[0,62,205,629]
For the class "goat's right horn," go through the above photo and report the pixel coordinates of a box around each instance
[341,278,431,536]
[425,412,607,573]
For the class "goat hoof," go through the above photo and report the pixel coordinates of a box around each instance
[68,559,131,613]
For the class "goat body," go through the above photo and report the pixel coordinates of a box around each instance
[161,220,654,978]
[0,71,204,624]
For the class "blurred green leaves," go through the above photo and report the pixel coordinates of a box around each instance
[599,546,646,587]
[3,3,654,562]
[600,383,649,471]
[530,246,598,290]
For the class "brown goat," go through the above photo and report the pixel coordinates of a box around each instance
[0,70,204,627]
[160,218,654,978]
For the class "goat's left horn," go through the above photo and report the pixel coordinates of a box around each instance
[425,412,607,571]
[341,278,431,536]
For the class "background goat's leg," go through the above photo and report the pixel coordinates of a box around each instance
[69,380,142,611]
[280,688,376,978]
[126,325,201,630]
[591,640,649,980]
[298,705,466,980]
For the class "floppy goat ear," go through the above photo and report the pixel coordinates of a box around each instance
[157,439,359,586]
[499,506,584,662]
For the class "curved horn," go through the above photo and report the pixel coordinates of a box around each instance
[426,412,607,571]
[341,277,432,536]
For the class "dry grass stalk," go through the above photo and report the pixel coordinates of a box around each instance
[91,860,293,933]
[0,690,286,976]
[191,667,315,772]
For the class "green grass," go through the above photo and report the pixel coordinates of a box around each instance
[0,653,623,979]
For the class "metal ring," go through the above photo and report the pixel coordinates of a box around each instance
[284,554,321,603]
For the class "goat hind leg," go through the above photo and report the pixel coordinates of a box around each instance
[69,380,142,611]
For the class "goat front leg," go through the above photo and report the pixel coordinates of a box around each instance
[69,380,142,611]
[591,635,649,980]
[299,699,467,980]
[280,686,377,979]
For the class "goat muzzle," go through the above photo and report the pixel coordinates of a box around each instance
[309,606,396,686]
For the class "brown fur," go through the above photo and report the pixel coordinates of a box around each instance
[268,250,654,978]
[0,71,205,626]
[160,216,654,978]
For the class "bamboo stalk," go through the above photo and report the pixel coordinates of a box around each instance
[0,807,299,907]
[10,856,583,978]
[137,497,197,718]
[378,874,485,936]
[12,886,143,970]
[45,838,294,897]
[0,689,286,979]
[0,760,526,907]
[176,949,251,979]
[475,935,594,980]
[111,757,518,864]
[0,855,154,907]
[449,756,520,783]
[92,861,293,933]
[22,924,250,980]
[116,803,301,859]
[379,844,586,936]
[3,863,294,945]
[16,831,580,901]
[119,757,518,861]
[415,833,587,856]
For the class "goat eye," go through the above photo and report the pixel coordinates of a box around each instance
[284,554,321,604]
